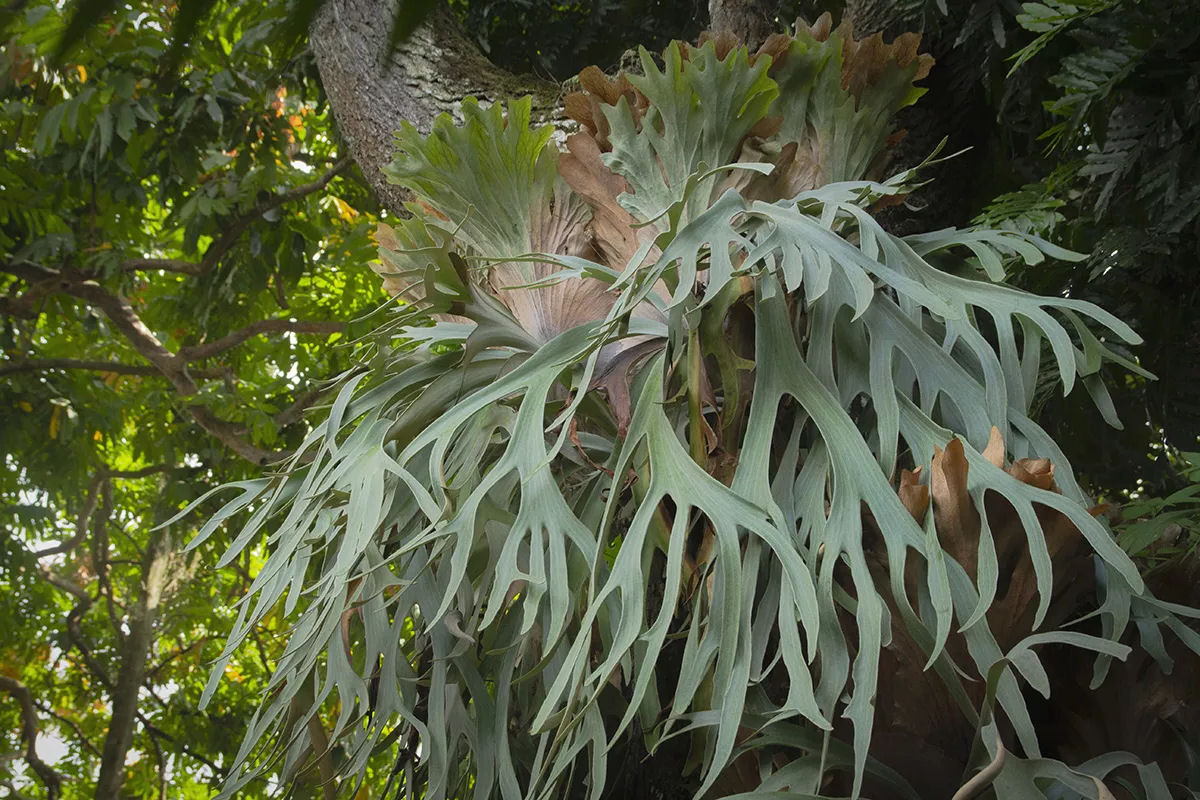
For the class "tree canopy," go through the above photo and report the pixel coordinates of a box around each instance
[1,0,1198,798]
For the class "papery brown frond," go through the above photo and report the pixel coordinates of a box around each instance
[839,27,932,103]
[931,438,981,580]
[754,32,792,66]
[800,11,834,42]
[898,466,929,522]
[558,134,644,269]
[696,29,740,60]
[565,66,645,151]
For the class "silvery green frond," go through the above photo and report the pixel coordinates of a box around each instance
[176,16,1197,800]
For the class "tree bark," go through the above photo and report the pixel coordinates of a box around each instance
[708,0,780,48]
[93,531,173,800]
[309,0,562,216]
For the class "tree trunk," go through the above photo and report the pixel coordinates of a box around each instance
[94,531,172,800]
[708,0,780,48]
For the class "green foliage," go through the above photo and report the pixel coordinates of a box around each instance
[4,0,1199,798]
[184,24,1196,800]
[974,0,1200,505]
[0,0,381,795]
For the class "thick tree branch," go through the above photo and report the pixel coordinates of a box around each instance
[0,359,169,378]
[0,358,229,381]
[186,406,279,465]
[118,258,207,276]
[118,157,352,277]
[0,277,56,319]
[177,318,344,361]
[104,465,176,480]
[63,280,198,395]
[0,677,63,800]
[1,264,289,465]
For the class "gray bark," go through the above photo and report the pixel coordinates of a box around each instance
[94,531,173,800]
[309,0,561,216]
[708,0,780,48]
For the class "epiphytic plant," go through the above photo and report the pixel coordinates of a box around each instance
[177,16,1199,799]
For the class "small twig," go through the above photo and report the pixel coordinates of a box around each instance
[177,318,343,361]
[33,474,105,558]
[136,715,225,776]
[32,700,103,758]
[144,636,209,680]
[145,721,168,800]
[1,778,35,800]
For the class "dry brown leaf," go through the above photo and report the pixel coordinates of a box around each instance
[981,425,1005,467]
[559,134,645,269]
[898,467,929,522]
[930,438,981,578]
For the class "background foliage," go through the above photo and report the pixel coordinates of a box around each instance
[1,0,1197,797]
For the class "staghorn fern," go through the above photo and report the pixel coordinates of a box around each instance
[174,15,1199,800]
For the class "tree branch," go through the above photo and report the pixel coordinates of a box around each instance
[44,570,116,693]
[118,258,207,276]
[62,279,198,395]
[1,263,289,465]
[275,381,335,428]
[136,716,225,776]
[0,359,165,378]
[37,569,92,604]
[32,700,103,759]
[95,531,173,799]
[186,406,280,465]
[33,474,106,558]
[1,778,35,800]
[0,677,63,800]
[145,636,209,680]
[104,465,176,480]
[0,358,229,381]
[177,318,344,361]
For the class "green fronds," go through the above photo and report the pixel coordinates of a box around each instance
[180,16,1198,800]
